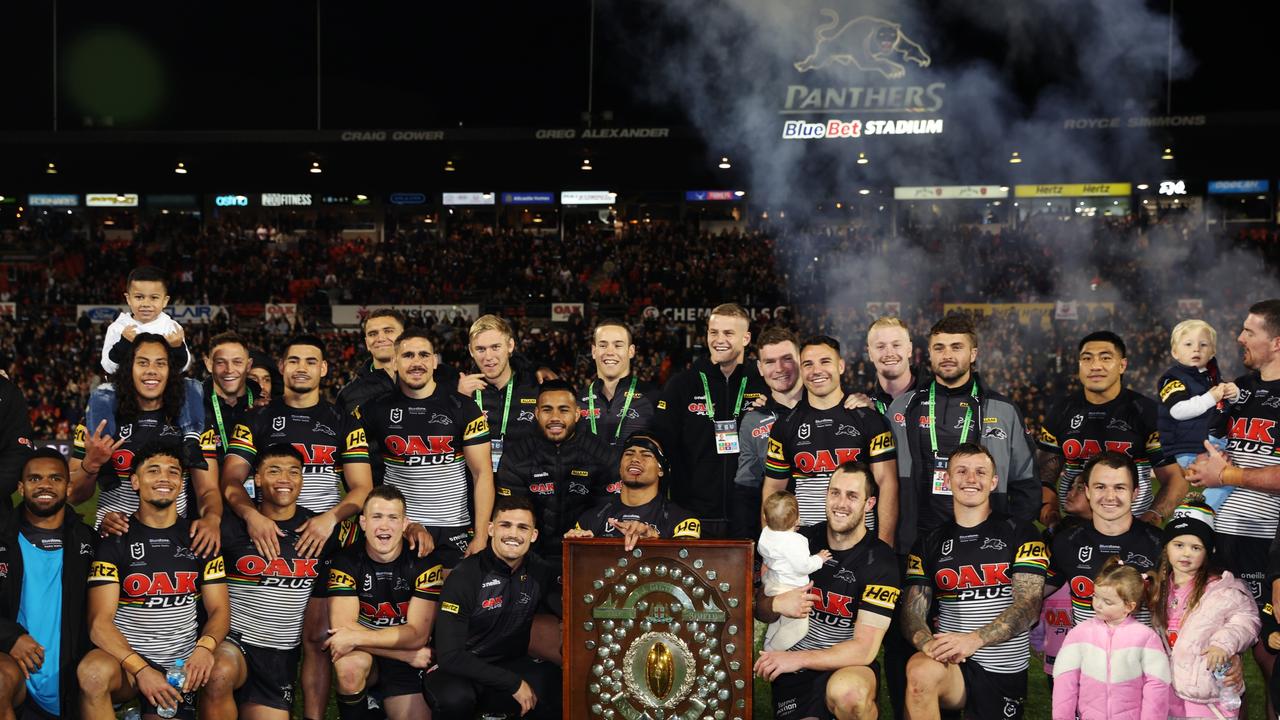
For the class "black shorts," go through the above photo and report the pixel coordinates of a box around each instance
[771,662,881,720]
[424,655,560,720]
[1216,532,1268,607]
[374,657,425,698]
[959,662,1026,720]
[139,656,196,720]
[226,632,301,711]
[426,525,473,569]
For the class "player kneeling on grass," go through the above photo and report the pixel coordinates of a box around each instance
[325,485,444,720]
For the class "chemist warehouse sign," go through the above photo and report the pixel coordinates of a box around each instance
[781,10,945,139]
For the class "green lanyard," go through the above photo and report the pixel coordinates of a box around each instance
[476,380,515,439]
[927,380,979,456]
[874,398,887,415]
[588,375,638,439]
[699,373,747,421]
[211,386,253,452]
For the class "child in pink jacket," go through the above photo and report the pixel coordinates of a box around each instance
[1150,515,1259,719]
[1053,556,1171,720]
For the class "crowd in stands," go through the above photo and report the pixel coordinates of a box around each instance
[3,211,1279,442]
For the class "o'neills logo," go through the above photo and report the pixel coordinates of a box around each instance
[784,11,945,118]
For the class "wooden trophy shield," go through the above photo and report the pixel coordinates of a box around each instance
[563,538,754,719]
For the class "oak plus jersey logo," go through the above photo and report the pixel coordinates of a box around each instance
[795,12,931,78]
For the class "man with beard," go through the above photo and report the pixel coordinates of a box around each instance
[753,462,901,720]
[202,332,263,466]
[655,303,768,538]
[497,379,615,562]
[222,335,374,720]
[566,432,701,550]
[1187,299,1280,703]
[764,335,898,543]
[71,334,221,555]
[77,444,230,720]
[885,314,1036,719]
[579,320,657,447]
[424,494,560,720]
[0,449,97,719]
[359,328,494,567]
[734,327,803,540]
[1037,331,1182,527]
[862,317,928,415]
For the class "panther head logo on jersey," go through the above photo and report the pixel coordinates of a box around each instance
[1105,418,1132,433]
[1264,396,1280,409]
[517,410,535,422]
[390,408,403,424]
[834,567,856,582]
[979,538,1006,551]
[430,413,451,425]
[836,424,860,437]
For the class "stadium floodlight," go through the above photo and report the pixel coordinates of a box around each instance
[45,162,57,175]
[734,190,746,197]
[858,188,871,195]
[1136,183,1150,190]
[310,161,323,174]
[581,159,593,171]
[1009,152,1022,164]
[1161,147,1174,160]
[174,162,187,175]
[999,186,1009,192]
[718,156,731,169]
[856,152,869,165]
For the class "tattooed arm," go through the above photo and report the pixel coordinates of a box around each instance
[930,573,1044,663]
[901,584,936,653]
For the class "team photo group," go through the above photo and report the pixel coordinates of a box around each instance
[2,264,1280,720]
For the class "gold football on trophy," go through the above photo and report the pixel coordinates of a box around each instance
[646,640,674,698]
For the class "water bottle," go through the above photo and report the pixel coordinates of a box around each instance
[121,706,142,720]
[1214,664,1243,712]
[157,659,186,719]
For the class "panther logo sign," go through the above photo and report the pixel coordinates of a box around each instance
[794,12,932,79]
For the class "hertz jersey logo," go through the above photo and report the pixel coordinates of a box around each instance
[204,557,226,581]
[1015,541,1049,562]
[673,519,701,538]
[766,438,785,462]
[441,601,460,614]
[905,554,924,578]
[89,561,118,580]
[657,400,667,410]
[232,424,253,442]
[328,569,356,590]
[346,428,367,448]
[1038,427,1058,447]
[496,486,512,496]
[74,424,87,446]
[1160,380,1186,403]
[1145,431,1161,452]
[416,565,445,592]
[520,398,537,404]
[571,469,589,477]
[199,428,217,448]
[861,584,900,610]
[463,416,489,440]
[868,431,894,455]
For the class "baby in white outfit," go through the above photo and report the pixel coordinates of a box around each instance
[758,491,831,651]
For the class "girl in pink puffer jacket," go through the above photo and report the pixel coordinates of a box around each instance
[1151,516,1260,719]
[1053,557,1171,720]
